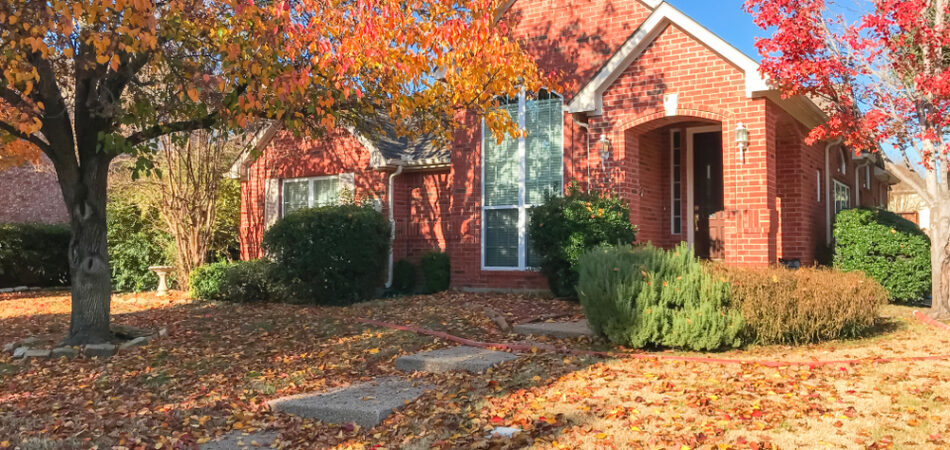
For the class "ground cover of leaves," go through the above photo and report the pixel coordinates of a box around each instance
[1,290,948,449]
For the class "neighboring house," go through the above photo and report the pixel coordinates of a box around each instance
[231,0,897,292]
[0,156,69,225]
[889,180,931,234]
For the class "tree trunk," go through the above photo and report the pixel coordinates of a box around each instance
[929,202,950,319]
[62,159,113,346]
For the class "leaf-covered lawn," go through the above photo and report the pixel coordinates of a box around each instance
[1,291,948,449]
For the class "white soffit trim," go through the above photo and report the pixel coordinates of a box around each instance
[347,126,390,168]
[226,122,281,180]
[567,1,769,115]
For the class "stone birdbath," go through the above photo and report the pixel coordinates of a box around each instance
[148,266,174,296]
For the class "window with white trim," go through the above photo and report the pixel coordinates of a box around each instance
[833,180,850,216]
[482,90,563,269]
[670,131,683,234]
[863,165,871,189]
[282,175,340,216]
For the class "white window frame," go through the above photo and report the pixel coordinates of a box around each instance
[670,130,683,235]
[863,165,871,190]
[480,91,564,271]
[833,179,851,216]
[281,175,341,217]
[817,169,822,203]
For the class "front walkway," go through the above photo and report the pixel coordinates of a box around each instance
[1,291,948,448]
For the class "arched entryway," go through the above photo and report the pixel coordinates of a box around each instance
[609,114,727,259]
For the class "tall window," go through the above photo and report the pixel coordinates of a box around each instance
[670,131,683,234]
[282,175,340,216]
[483,90,563,269]
[816,169,822,203]
[833,180,850,216]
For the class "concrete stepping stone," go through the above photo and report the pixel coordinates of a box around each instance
[267,377,431,428]
[200,431,278,450]
[395,346,519,373]
[513,319,593,338]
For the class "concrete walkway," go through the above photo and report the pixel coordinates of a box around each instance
[268,377,431,428]
[395,346,518,373]
[513,319,593,338]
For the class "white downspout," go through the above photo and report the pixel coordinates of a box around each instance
[385,163,405,288]
[576,116,592,191]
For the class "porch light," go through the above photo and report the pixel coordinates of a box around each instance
[599,134,610,168]
[735,122,750,163]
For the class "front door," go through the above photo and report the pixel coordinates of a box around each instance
[692,132,724,260]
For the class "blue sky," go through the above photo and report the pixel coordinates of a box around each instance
[666,0,763,60]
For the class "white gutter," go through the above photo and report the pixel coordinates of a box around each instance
[385,163,405,288]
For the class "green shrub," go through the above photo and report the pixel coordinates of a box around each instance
[189,259,277,302]
[577,244,743,351]
[262,204,390,305]
[392,259,417,294]
[107,200,173,292]
[0,223,70,288]
[833,207,930,302]
[420,251,450,293]
[528,186,637,298]
[718,265,887,345]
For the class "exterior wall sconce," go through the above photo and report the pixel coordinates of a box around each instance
[735,122,750,163]
[599,134,610,169]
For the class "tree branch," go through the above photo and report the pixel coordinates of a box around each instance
[124,113,219,148]
[0,120,52,155]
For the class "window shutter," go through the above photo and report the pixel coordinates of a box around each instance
[338,172,355,203]
[264,178,280,227]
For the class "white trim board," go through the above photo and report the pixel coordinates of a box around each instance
[567,2,769,115]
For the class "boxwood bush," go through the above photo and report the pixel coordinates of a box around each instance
[0,223,70,288]
[576,244,743,351]
[392,259,417,294]
[420,251,450,293]
[262,204,390,305]
[833,207,930,302]
[717,265,887,345]
[528,187,638,298]
[189,259,277,302]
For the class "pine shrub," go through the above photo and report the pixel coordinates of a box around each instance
[717,265,887,345]
[833,207,930,302]
[576,243,743,351]
[528,186,638,298]
[420,251,450,293]
[262,204,390,305]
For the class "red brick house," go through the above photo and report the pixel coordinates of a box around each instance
[231,0,896,291]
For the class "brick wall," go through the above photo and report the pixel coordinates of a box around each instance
[0,157,69,225]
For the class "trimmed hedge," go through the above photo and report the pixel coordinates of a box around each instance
[718,265,887,345]
[528,187,638,298]
[392,259,417,294]
[420,251,450,293]
[262,204,390,305]
[577,244,743,351]
[0,223,70,288]
[189,259,278,302]
[833,208,930,302]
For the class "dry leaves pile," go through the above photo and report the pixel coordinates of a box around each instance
[1,291,949,448]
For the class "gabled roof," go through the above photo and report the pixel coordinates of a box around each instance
[227,114,450,180]
[567,1,769,115]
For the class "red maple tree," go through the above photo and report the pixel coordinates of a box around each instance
[746,0,950,316]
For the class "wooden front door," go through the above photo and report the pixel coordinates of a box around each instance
[692,132,724,260]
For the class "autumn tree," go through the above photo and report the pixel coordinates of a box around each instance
[745,0,950,316]
[0,0,547,345]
